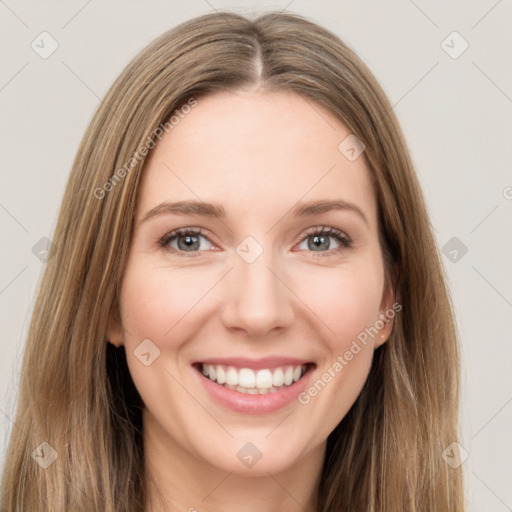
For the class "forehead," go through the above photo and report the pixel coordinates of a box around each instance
[136,90,377,227]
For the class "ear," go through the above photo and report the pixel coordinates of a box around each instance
[107,298,124,348]
[375,264,399,349]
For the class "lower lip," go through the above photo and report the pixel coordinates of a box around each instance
[194,365,315,415]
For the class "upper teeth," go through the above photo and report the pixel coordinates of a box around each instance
[201,364,305,389]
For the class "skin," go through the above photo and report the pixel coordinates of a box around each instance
[108,89,395,512]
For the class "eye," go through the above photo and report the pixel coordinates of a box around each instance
[159,228,214,257]
[295,226,352,256]
[158,226,352,258]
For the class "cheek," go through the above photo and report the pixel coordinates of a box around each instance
[293,264,383,437]
[119,261,213,343]
[297,260,384,347]
[118,261,212,422]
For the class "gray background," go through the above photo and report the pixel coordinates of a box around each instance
[1,1,511,510]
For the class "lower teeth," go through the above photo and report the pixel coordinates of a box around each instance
[222,383,288,394]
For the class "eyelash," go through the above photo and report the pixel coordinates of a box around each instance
[158,226,352,258]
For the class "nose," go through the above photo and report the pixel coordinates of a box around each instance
[220,246,295,339]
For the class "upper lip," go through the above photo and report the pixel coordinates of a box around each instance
[192,357,315,370]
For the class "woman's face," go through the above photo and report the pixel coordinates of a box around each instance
[109,89,394,476]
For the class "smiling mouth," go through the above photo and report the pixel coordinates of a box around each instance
[193,362,315,395]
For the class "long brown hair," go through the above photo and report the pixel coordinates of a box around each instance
[1,10,464,511]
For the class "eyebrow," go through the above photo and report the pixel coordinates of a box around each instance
[141,201,226,223]
[140,199,368,226]
[291,199,368,226]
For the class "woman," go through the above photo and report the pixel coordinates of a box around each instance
[0,10,464,512]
